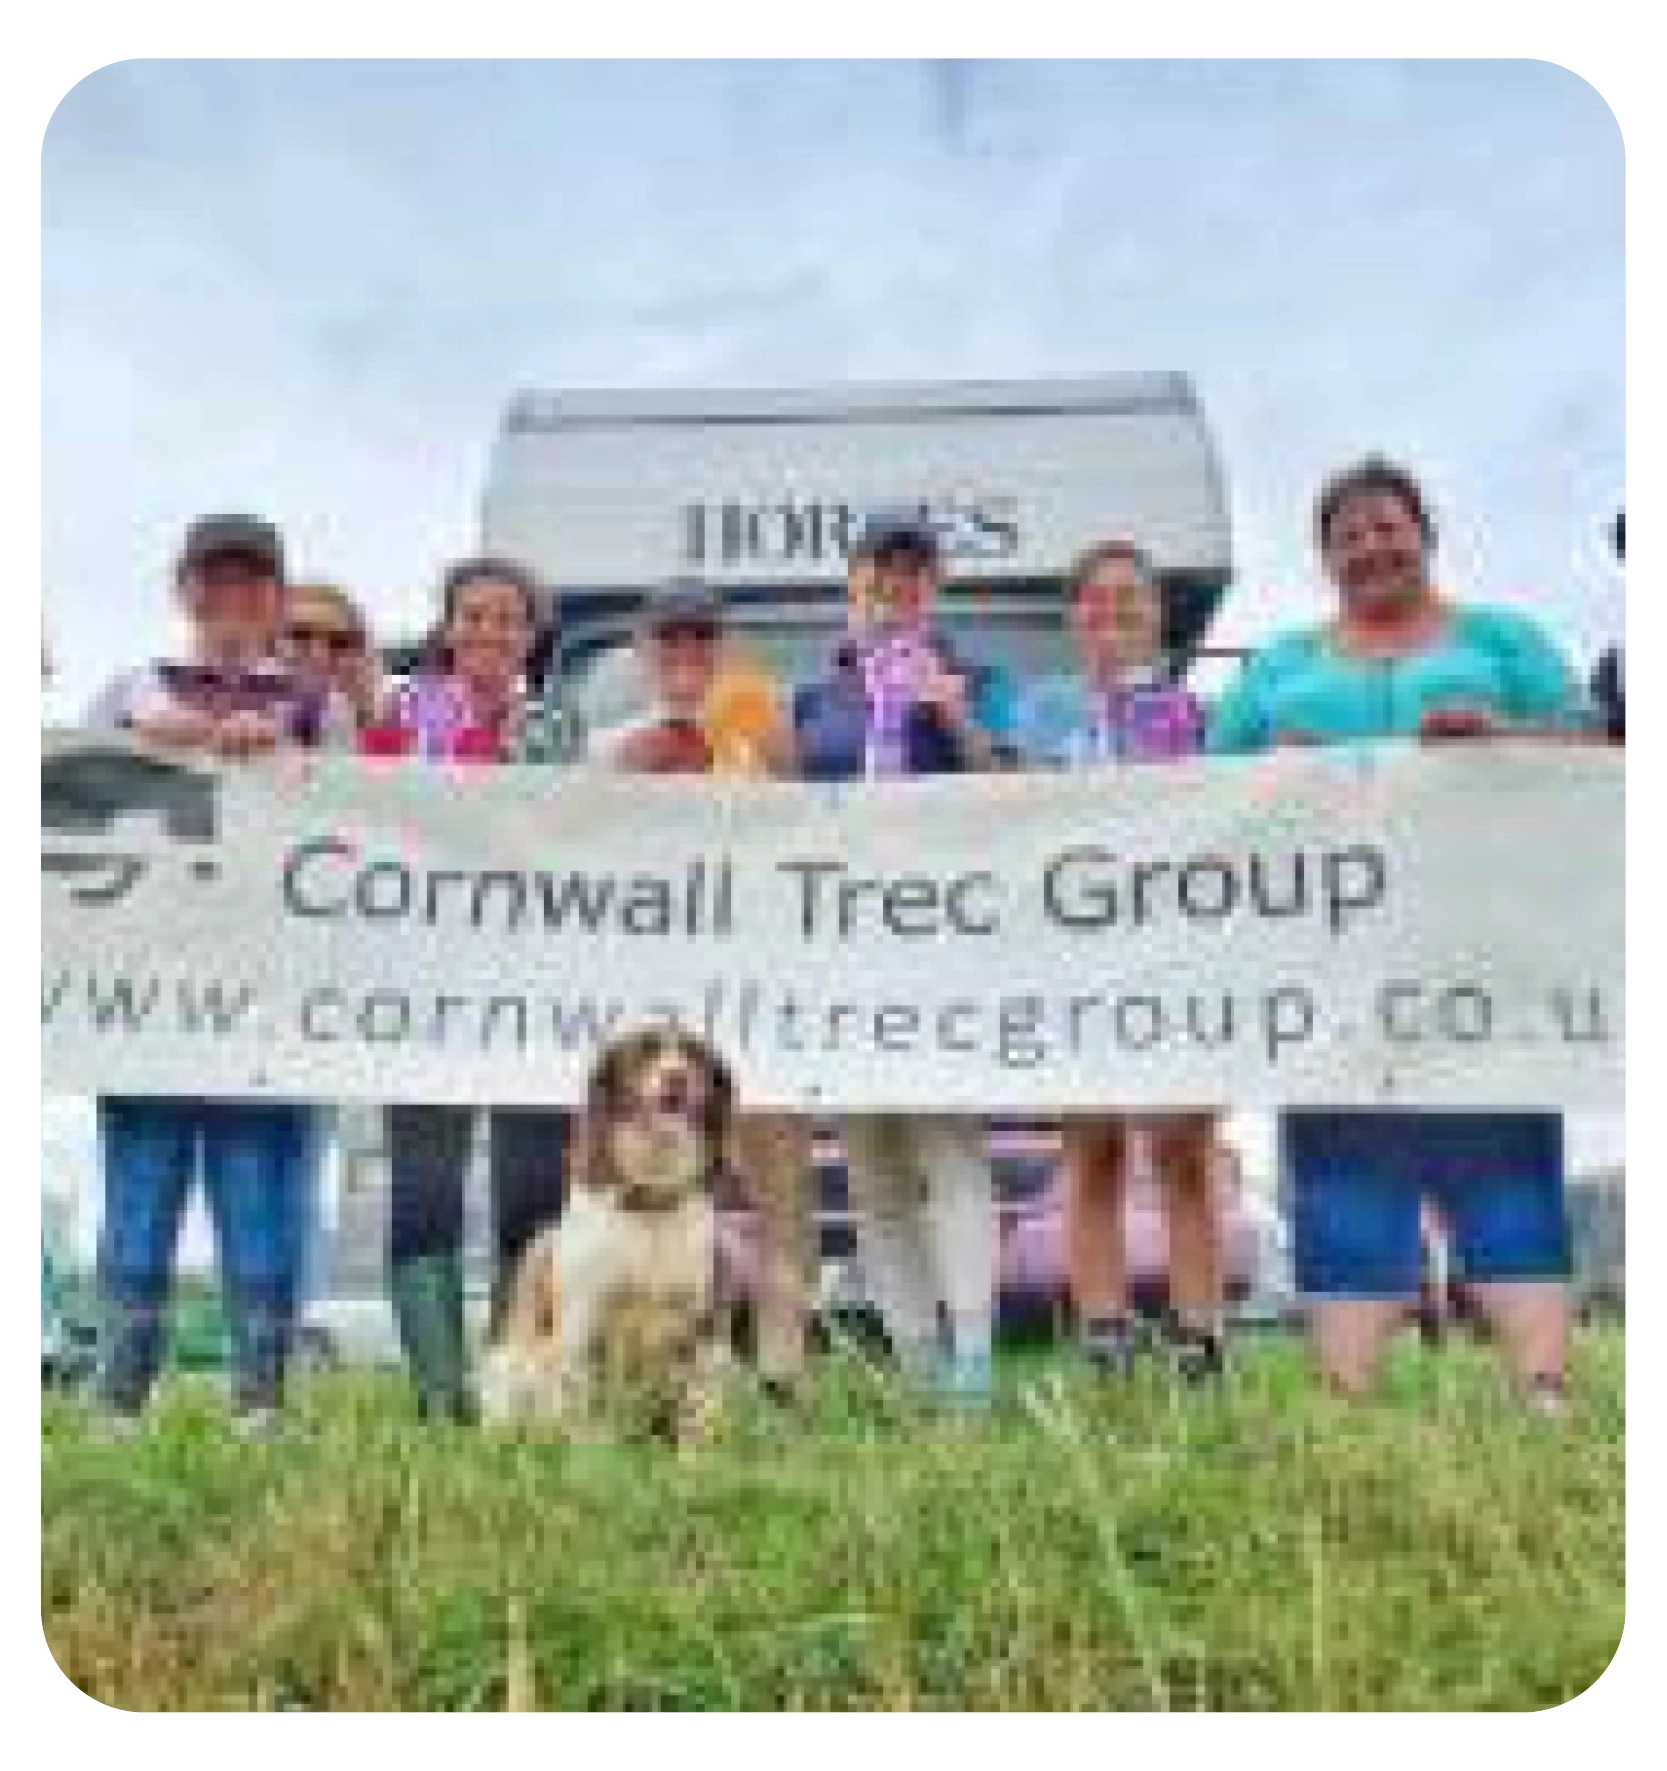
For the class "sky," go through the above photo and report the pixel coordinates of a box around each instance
[38,59,1626,1234]
[41,57,1624,715]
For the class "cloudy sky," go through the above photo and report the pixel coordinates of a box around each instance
[42,57,1623,714]
[40,59,1624,1207]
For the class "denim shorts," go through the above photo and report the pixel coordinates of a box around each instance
[1283,1110,1570,1300]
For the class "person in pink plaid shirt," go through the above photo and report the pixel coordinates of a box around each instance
[1013,540,1227,1383]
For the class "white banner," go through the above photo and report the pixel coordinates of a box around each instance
[41,733,1623,1111]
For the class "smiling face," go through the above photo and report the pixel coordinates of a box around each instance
[179,553,285,663]
[856,547,938,630]
[282,587,367,696]
[1072,552,1165,672]
[444,575,535,698]
[1321,487,1431,618]
[642,620,722,720]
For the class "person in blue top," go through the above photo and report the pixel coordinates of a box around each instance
[1010,539,1226,1385]
[1209,457,1588,1411]
[793,513,1017,1402]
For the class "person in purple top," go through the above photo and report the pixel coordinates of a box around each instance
[1013,542,1205,769]
[791,515,1018,1402]
[1012,540,1226,1381]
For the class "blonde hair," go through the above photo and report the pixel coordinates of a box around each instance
[287,582,369,641]
[285,582,384,727]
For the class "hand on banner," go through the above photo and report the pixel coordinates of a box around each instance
[130,705,220,753]
[915,658,971,732]
[617,720,712,775]
[212,709,285,759]
[1418,704,1502,743]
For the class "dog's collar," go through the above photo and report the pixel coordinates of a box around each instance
[614,1158,725,1213]
[616,1182,698,1214]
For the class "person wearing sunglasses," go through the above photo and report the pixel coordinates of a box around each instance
[275,582,388,1344]
[281,583,386,732]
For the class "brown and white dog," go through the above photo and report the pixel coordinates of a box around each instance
[480,1026,736,1443]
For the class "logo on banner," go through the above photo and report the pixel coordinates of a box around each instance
[41,746,221,906]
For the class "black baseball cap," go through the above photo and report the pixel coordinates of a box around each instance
[850,510,942,565]
[639,577,725,635]
[179,514,285,583]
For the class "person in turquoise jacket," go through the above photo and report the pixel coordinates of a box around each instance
[1209,456,1589,1411]
[1208,599,1585,751]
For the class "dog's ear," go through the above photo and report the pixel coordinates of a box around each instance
[576,1037,632,1195]
[699,1042,737,1168]
[577,1112,623,1195]
[586,1036,631,1124]
[570,1107,610,1197]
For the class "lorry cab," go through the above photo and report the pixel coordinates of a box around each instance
[393,373,1238,719]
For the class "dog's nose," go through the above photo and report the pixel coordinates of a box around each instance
[657,1070,695,1114]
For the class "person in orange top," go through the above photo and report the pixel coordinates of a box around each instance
[589,580,817,1398]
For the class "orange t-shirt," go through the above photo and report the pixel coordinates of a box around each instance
[703,657,787,778]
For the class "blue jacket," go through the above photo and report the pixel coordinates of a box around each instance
[791,629,1018,781]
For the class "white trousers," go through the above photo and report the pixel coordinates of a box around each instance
[841,1114,995,1363]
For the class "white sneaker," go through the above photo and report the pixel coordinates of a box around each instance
[228,1406,282,1443]
[1524,1377,1568,1419]
[88,1409,144,1445]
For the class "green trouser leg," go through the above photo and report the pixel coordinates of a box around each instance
[388,1253,473,1423]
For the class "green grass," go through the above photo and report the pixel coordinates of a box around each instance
[41,1328,1624,1712]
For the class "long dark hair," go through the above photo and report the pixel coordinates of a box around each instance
[421,555,548,678]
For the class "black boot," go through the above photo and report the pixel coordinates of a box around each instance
[96,1297,168,1421]
[1079,1313,1139,1379]
[227,1294,293,1432]
[389,1253,474,1424]
[1166,1311,1226,1385]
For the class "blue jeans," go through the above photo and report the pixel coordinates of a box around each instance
[96,1096,312,1412]
[287,1109,327,1311]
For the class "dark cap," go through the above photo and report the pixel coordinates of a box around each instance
[850,510,942,564]
[179,514,285,583]
[639,577,725,635]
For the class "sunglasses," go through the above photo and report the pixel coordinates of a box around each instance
[286,623,363,656]
[652,622,721,646]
